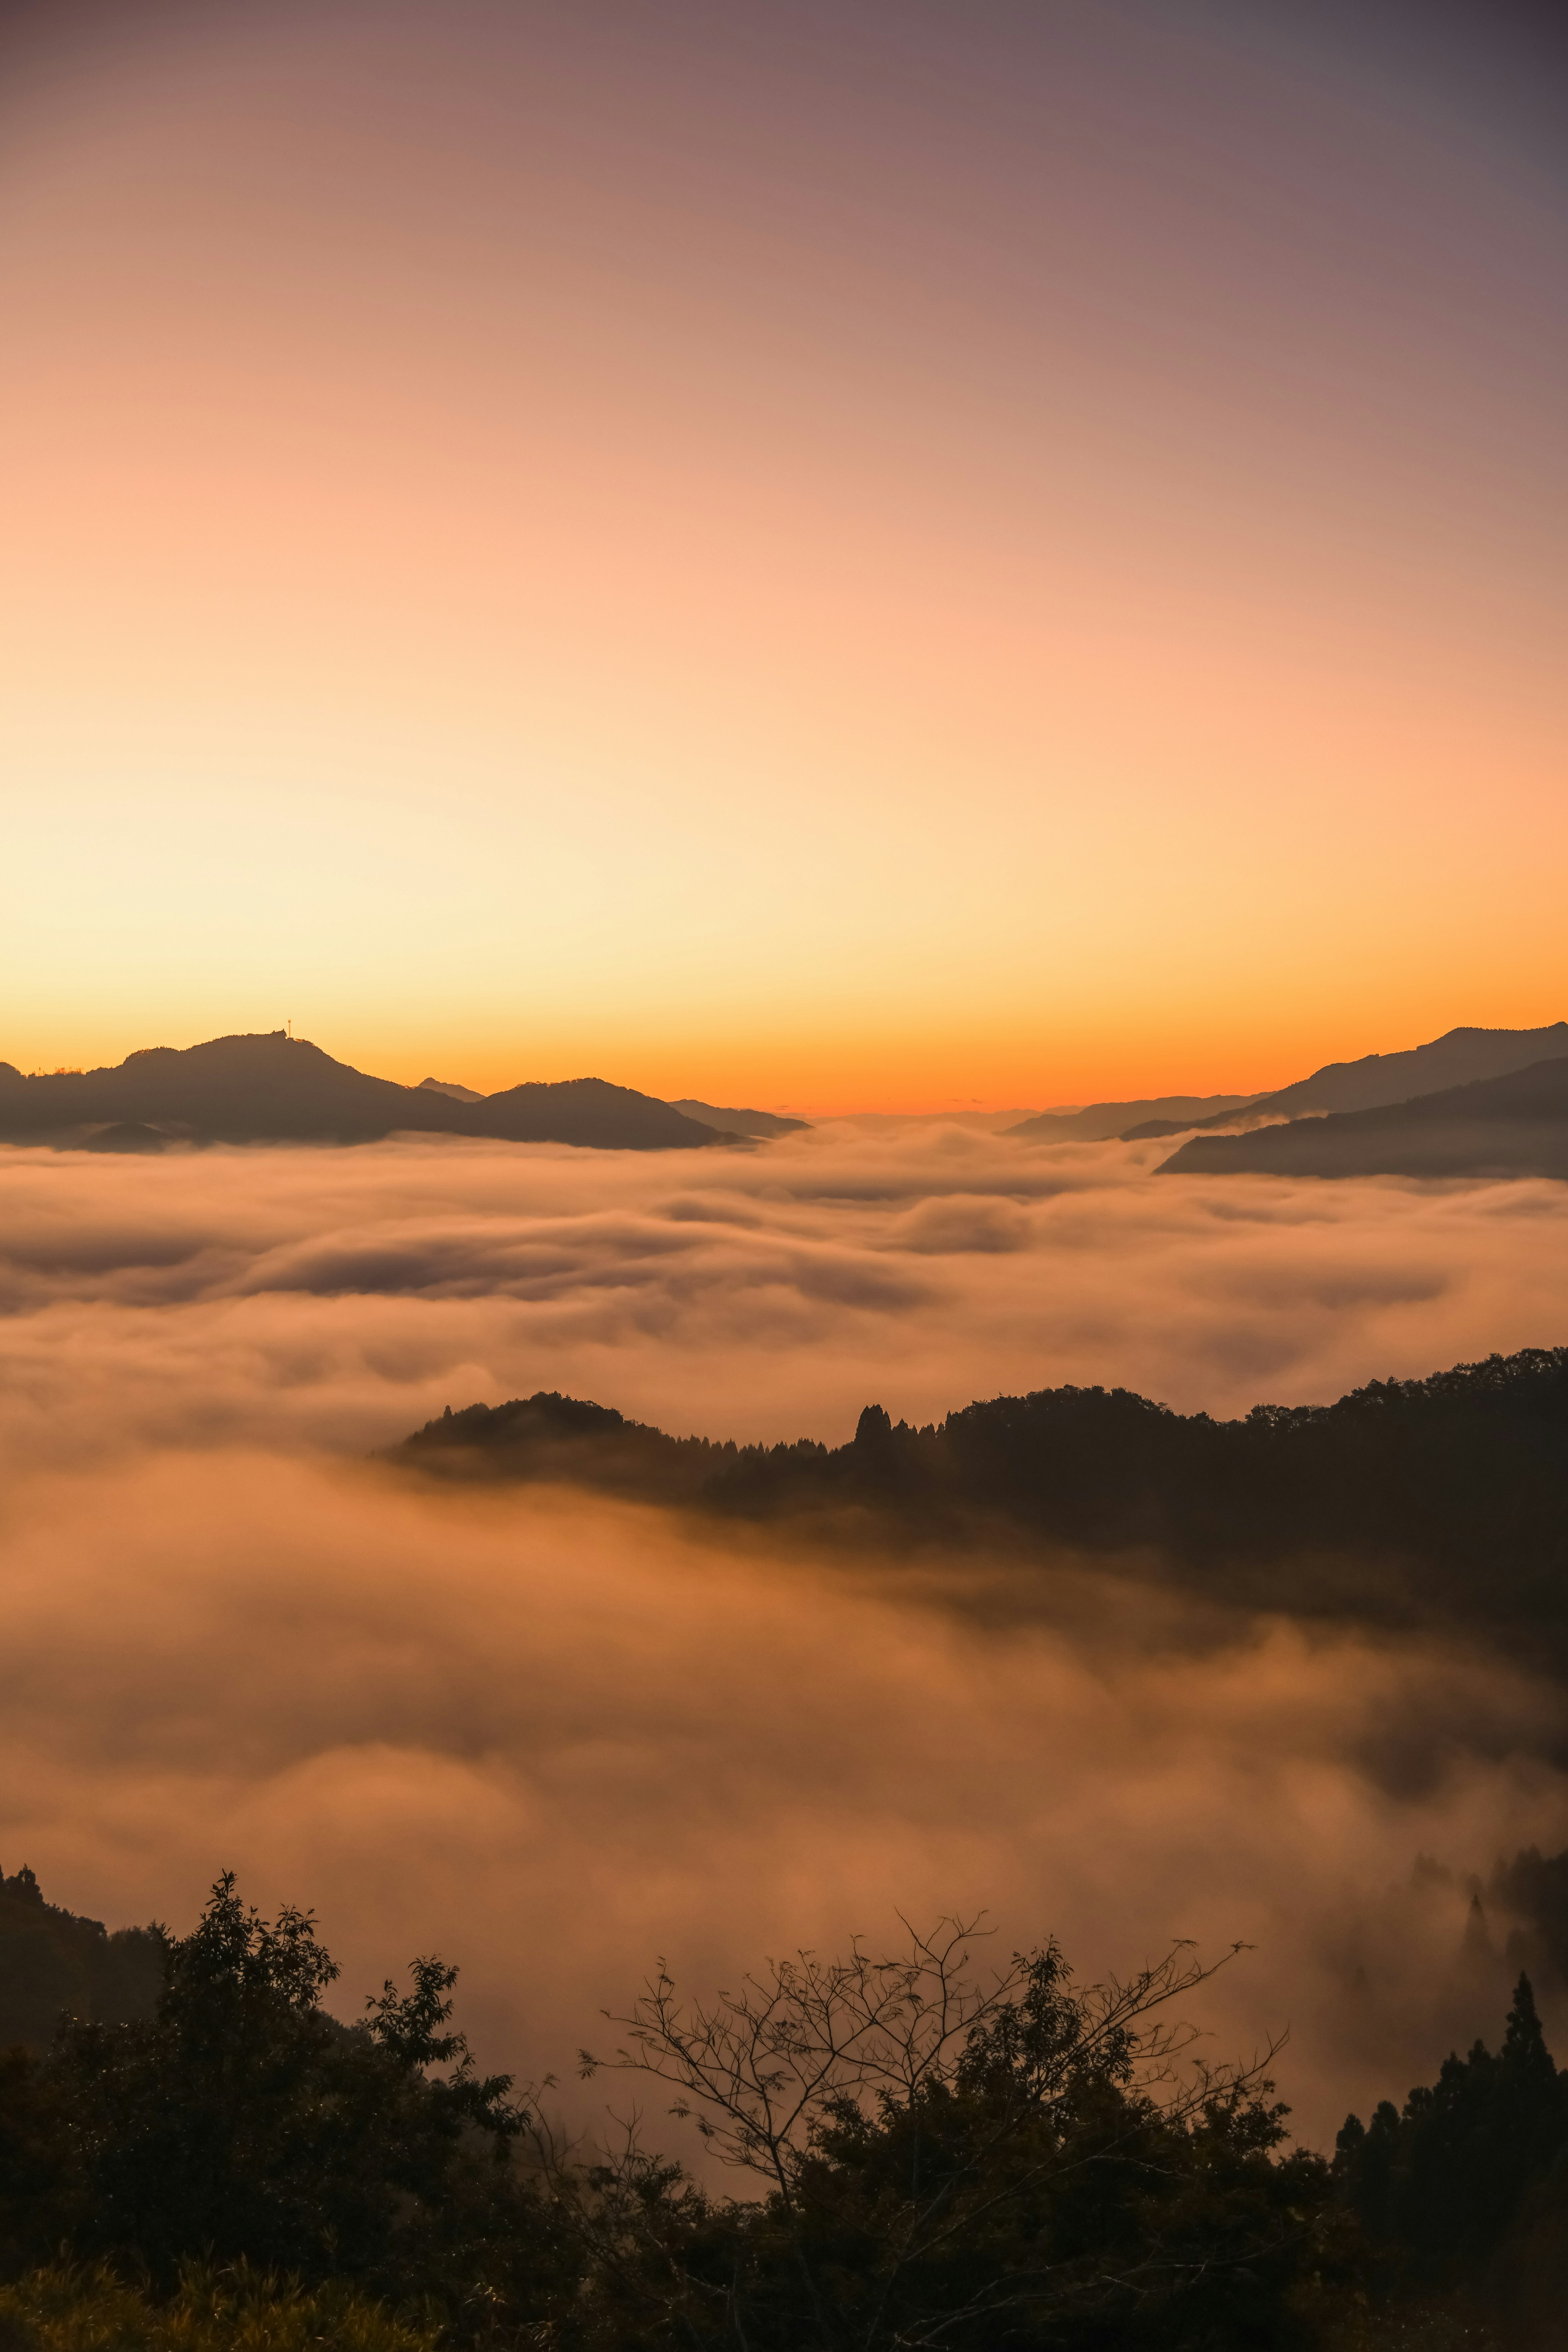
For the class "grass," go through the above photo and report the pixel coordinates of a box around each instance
[0,2265,445,2352]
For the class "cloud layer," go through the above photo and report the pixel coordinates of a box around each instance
[5,1125,1568,1465]
[2,1126,1566,2154]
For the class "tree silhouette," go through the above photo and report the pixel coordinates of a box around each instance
[1336,1973,1568,2307]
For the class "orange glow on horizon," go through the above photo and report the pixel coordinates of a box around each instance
[2,2,1564,1103]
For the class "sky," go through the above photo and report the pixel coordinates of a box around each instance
[3,0,1565,1106]
[6,1126,1568,2149]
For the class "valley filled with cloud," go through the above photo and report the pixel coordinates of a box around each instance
[2,1124,1565,2155]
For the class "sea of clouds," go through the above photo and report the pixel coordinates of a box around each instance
[3,1121,1567,2153]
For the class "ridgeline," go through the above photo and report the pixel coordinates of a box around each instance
[0,1033,732,1152]
[391,1345,1568,1659]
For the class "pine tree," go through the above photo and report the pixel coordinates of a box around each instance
[1335,1973,1568,2297]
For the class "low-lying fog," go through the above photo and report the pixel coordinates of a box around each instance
[3,1123,1567,2152]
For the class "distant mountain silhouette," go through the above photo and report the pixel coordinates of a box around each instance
[1158,1053,1568,1178]
[671,1099,811,1138]
[416,1076,486,1103]
[1007,1094,1261,1143]
[0,1033,726,1151]
[1118,1115,1213,1140]
[1030,1027,1568,1147]
[1175,1024,1568,1134]
[480,1076,733,1148]
[81,1121,169,1155]
[388,1344,1568,1668]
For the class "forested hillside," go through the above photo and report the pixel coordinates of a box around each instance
[392,1345,1568,1659]
[0,1867,162,2051]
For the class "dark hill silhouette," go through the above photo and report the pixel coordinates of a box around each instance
[479,1076,733,1148]
[0,1864,163,2050]
[1172,1022,1568,1136]
[416,1076,485,1103]
[0,1033,726,1151]
[1120,1113,1216,1139]
[80,1120,169,1154]
[0,1033,440,1144]
[671,1098,810,1138]
[1006,1093,1259,1142]
[390,1344,1568,1668]
[1158,1053,1568,1178]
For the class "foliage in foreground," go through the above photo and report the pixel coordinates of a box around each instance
[1334,1973,1568,2343]
[0,2264,441,2352]
[0,1873,1565,2348]
[0,1873,572,2334]
[560,1920,1346,2350]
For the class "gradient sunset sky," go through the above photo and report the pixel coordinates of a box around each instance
[3,0,1564,1107]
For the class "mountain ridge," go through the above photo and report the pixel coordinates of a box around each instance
[0,1032,728,1152]
[1168,1022,1568,1138]
[1007,1093,1261,1143]
[671,1098,811,1138]
[1046,1025,1568,1146]
[1158,1051,1568,1178]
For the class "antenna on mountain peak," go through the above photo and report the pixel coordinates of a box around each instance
[286,1018,293,1039]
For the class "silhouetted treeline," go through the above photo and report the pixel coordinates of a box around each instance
[392,1345,1568,1657]
[1335,1975,1568,2334]
[4,1869,1568,2345]
[0,1873,568,2327]
[0,1866,162,2053]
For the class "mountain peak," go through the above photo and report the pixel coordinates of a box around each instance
[0,1034,729,1152]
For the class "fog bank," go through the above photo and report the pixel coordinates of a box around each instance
[3,1126,1567,1470]
[2,1128,1566,2152]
